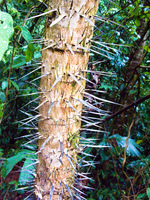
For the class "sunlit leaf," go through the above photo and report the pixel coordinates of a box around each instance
[2,81,8,91]
[0,11,14,60]
[15,25,33,43]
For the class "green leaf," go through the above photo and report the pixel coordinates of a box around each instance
[2,81,8,91]
[26,43,35,62]
[9,180,18,189]
[129,90,136,95]
[109,134,142,156]
[0,11,14,60]
[137,193,145,199]
[10,80,19,91]
[143,45,150,52]
[1,149,34,178]
[0,104,4,119]
[34,51,41,59]
[0,148,3,157]
[12,55,26,69]
[0,91,5,102]
[18,154,36,185]
[147,188,150,198]
[15,25,33,43]
[136,140,143,144]
[135,18,140,26]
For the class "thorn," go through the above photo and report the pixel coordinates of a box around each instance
[48,101,55,116]
[49,76,62,91]
[80,128,107,133]
[20,97,39,109]
[42,43,56,50]
[74,193,87,200]
[64,149,76,170]
[84,91,120,105]
[80,144,110,148]
[36,135,52,154]
[76,74,97,87]
[69,73,84,89]
[59,158,63,165]
[65,100,80,114]
[18,66,42,81]
[66,43,74,55]
[24,191,34,200]
[34,99,48,111]
[72,186,86,196]
[59,193,62,200]
[49,184,54,200]
[31,73,48,83]
[60,182,64,196]
[60,141,63,157]
[61,119,67,127]
[64,182,74,200]
[27,9,57,20]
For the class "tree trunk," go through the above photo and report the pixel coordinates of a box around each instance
[112,17,149,136]
[35,1,99,199]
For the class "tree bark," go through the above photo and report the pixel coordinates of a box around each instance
[112,15,149,136]
[35,1,99,199]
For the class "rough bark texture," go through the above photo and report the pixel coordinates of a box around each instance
[35,1,99,199]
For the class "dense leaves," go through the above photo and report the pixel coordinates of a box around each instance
[86,0,150,199]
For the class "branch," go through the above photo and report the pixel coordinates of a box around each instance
[122,117,135,199]
[102,94,150,123]
[139,65,150,68]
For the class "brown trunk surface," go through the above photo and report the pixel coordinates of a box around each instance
[112,16,149,136]
[35,0,99,199]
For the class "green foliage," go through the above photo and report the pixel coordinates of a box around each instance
[26,43,35,62]
[1,80,8,91]
[147,188,150,198]
[18,153,36,185]
[0,11,14,60]
[15,25,33,43]
[0,0,42,198]
[109,134,142,156]
[86,0,150,199]
[0,148,3,158]
[1,149,35,179]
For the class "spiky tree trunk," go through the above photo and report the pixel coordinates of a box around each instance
[35,1,99,199]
